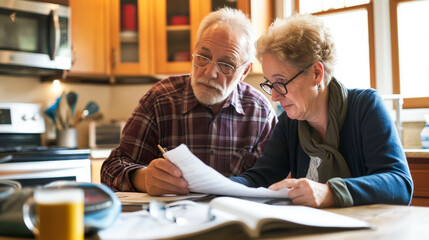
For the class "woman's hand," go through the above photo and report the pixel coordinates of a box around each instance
[269,178,335,208]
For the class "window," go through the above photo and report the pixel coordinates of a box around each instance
[391,0,429,108]
[294,0,429,109]
[296,0,374,90]
[298,0,370,13]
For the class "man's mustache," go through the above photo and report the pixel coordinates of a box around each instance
[195,78,223,92]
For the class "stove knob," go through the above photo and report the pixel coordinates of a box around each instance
[32,115,39,121]
[21,115,28,121]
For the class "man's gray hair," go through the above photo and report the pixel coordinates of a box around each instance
[196,7,256,63]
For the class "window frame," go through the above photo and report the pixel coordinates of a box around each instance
[294,0,376,90]
[390,0,429,109]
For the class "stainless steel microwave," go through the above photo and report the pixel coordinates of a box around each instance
[0,0,71,74]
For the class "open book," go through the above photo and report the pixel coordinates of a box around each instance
[163,144,289,198]
[98,197,371,239]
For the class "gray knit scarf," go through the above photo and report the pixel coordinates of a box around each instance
[298,77,351,183]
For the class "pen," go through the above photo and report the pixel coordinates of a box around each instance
[157,144,167,154]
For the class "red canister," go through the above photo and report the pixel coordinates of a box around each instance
[122,4,136,31]
[170,15,189,25]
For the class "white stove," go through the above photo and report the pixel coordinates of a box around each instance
[0,103,91,187]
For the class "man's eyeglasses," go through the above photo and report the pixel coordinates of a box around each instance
[260,64,312,95]
[192,54,246,76]
[149,199,214,226]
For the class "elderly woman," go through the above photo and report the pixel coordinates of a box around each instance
[231,14,413,208]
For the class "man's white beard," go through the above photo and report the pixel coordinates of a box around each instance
[191,65,239,105]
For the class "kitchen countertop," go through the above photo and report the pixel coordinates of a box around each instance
[404,149,429,158]
[89,148,429,159]
[90,148,114,159]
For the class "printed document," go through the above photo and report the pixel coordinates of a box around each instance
[163,144,289,198]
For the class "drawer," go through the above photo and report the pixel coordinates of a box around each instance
[408,158,429,201]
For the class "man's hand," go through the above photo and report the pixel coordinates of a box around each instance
[269,178,334,208]
[132,158,190,196]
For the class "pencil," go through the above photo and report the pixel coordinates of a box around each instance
[157,144,166,154]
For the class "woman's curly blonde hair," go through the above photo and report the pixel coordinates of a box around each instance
[256,14,336,83]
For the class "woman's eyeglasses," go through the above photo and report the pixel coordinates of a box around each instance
[260,64,313,95]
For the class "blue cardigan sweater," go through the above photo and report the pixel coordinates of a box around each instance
[232,88,413,206]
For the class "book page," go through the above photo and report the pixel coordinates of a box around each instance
[98,197,371,240]
[98,207,245,240]
[163,144,289,198]
[209,197,371,238]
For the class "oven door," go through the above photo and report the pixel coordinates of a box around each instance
[0,159,91,187]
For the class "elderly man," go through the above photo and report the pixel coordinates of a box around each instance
[101,8,277,195]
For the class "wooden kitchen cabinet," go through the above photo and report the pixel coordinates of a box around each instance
[408,157,429,206]
[109,0,155,76]
[91,159,104,183]
[154,0,253,74]
[69,0,155,77]
[69,0,110,76]
[68,0,271,79]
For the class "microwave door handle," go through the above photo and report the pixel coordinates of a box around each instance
[49,9,60,60]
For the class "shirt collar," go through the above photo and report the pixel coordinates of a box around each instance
[181,77,245,115]
[229,84,245,115]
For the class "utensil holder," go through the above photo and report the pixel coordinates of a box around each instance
[57,128,78,148]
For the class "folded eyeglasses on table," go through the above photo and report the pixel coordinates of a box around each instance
[147,199,215,225]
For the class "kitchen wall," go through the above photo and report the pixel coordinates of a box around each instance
[1,76,96,147]
[0,74,424,149]
[0,74,268,148]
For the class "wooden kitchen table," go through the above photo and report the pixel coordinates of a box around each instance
[257,204,429,240]
[178,204,429,240]
[1,204,428,240]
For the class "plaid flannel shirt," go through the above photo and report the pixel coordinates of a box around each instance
[101,74,277,191]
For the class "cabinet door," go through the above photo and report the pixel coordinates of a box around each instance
[69,0,110,76]
[110,0,154,75]
[154,0,194,74]
[200,0,250,16]
[154,0,251,75]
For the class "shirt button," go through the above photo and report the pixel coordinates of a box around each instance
[209,150,215,155]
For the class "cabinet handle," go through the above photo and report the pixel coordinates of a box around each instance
[112,48,117,69]
[71,48,77,67]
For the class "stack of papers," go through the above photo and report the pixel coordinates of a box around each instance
[163,144,289,198]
